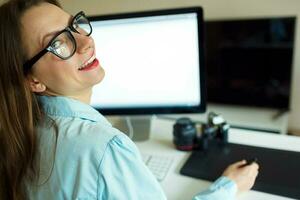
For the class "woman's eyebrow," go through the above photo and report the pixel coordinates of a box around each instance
[41,30,59,47]
[69,14,74,24]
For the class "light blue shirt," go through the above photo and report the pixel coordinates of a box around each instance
[26,96,237,200]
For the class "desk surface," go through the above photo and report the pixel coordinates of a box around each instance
[135,117,300,200]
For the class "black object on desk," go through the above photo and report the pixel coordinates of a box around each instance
[180,141,300,199]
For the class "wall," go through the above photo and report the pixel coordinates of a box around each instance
[1,0,300,132]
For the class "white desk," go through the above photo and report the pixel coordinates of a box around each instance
[135,117,300,200]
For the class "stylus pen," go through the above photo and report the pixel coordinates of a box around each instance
[241,158,258,167]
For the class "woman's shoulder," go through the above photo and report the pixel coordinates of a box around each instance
[38,113,132,167]
[56,117,127,158]
[33,116,138,199]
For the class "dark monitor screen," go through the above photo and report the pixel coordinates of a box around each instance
[89,7,206,115]
[205,17,296,109]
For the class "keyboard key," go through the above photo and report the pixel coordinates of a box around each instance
[142,153,173,182]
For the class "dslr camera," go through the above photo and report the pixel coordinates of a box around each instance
[173,112,230,151]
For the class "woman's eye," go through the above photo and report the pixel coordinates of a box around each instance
[73,21,80,29]
[52,40,63,49]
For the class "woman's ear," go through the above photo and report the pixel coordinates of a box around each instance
[26,75,46,93]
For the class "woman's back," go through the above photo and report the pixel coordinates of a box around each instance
[26,96,165,199]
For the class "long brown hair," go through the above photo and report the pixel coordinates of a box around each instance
[0,0,60,199]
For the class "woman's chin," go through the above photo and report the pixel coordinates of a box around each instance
[94,67,105,84]
[84,65,105,86]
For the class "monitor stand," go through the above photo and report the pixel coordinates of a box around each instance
[107,115,153,141]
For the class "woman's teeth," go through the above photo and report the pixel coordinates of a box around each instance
[78,55,96,70]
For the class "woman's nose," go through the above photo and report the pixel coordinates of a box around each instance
[74,33,94,53]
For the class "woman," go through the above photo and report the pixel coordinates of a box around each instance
[0,0,259,199]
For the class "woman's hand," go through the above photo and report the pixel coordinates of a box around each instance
[222,160,259,193]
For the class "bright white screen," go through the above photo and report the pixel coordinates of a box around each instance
[90,13,201,109]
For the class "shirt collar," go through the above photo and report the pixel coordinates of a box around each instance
[37,95,111,125]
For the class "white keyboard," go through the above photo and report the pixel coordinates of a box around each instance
[142,153,173,182]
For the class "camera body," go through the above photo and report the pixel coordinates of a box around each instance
[173,112,230,151]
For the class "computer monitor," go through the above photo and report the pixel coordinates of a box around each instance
[205,17,296,110]
[88,7,206,140]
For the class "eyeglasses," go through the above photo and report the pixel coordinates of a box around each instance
[23,11,93,73]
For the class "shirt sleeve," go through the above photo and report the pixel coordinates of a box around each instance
[97,133,167,200]
[192,176,237,200]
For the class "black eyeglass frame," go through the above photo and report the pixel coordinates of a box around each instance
[23,11,92,73]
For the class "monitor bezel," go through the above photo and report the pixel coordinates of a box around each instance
[88,7,206,115]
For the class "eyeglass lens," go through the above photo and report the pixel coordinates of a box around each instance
[50,31,76,58]
[72,14,91,36]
